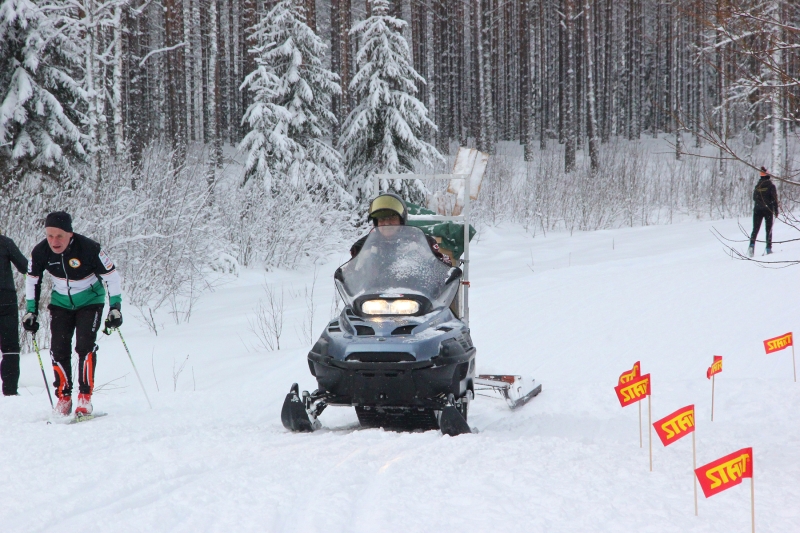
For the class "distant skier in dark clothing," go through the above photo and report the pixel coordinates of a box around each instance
[748,167,779,257]
[350,193,452,266]
[22,212,123,416]
[0,234,28,396]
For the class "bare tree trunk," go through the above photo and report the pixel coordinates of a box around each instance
[585,0,599,172]
[165,0,187,158]
[520,0,533,161]
[717,0,728,177]
[207,0,221,180]
[411,0,428,111]
[192,0,204,143]
[564,0,576,172]
[183,0,193,142]
[770,0,784,175]
[113,4,125,156]
[485,0,497,150]
[539,0,548,150]
[305,0,316,32]
[602,0,612,142]
[674,5,683,160]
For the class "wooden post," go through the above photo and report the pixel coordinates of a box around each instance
[711,374,715,421]
[638,400,643,447]
[648,394,653,471]
[751,465,755,533]
[692,430,698,516]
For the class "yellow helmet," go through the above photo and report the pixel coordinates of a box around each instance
[368,193,408,225]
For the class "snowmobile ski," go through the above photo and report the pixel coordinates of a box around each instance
[474,375,542,409]
[281,384,323,432]
[439,405,472,436]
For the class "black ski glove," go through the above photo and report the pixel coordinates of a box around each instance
[105,304,123,330]
[22,312,39,333]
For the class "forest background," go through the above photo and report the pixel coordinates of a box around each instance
[1,0,799,339]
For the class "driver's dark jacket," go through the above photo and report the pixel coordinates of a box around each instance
[350,233,453,266]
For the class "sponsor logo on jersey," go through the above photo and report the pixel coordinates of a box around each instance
[98,250,114,270]
[69,258,81,268]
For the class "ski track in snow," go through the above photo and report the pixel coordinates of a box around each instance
[2,218,799,532]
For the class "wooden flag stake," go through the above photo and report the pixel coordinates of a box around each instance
[648,394,653,471]
[711,374,716,421]
[751,453,755,533]
[692,430,698,516]
[792,344,797,383]
[638,401,643,448]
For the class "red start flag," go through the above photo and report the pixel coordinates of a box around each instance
[695,448,753,498]
[764,332,792,354]
[653,405,694,446]
[614,373,650,407]
[618,361,640,385]
[707,356,723,379]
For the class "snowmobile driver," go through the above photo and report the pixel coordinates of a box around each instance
[350,193,452,266]
[21,212,123,417]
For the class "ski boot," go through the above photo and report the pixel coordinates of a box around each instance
[747,245,754,258]
[55,395,73,416]
[75,393,93,416]
[765,247,773,255]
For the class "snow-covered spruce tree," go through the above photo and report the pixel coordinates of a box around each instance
[0,0,85,182]
[240,0,348,201]
[339,0,442,203]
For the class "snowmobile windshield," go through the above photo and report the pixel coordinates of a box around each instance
[336,226,461,317]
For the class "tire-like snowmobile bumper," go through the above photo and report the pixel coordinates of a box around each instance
[308,349,475,409]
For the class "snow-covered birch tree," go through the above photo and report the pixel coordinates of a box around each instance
[0,0,85,181]
[240,0,348,201]
[339,0,442,202]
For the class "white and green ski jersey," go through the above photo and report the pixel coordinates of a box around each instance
[26,233,122,312]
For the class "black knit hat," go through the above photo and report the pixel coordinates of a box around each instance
[45,211,73,232]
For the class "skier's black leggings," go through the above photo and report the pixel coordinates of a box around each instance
[0,290,21,395]
[750,208,774,249]
[49,304,103,396]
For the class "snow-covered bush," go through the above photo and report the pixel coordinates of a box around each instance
[462,137,797,233]
[215,175,357,270]
[0,143,226,333]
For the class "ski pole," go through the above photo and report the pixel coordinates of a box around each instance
[31,337,54,409]
[108,327,152,409]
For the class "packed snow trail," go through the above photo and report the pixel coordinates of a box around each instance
[1,218,799,532]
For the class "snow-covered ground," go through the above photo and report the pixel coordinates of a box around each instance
[2,217,799,532]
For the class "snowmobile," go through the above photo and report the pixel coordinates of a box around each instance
[280,225,542,436]
[281,225,475,435]
[281,170,541,436]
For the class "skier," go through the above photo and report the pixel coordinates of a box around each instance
[748,167,779,257]
[350,193,452,266]
[0,233,28,396]
[21,212,123,416]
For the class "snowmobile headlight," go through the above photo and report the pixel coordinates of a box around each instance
[389,299,420,315]
[362,299,420,315]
